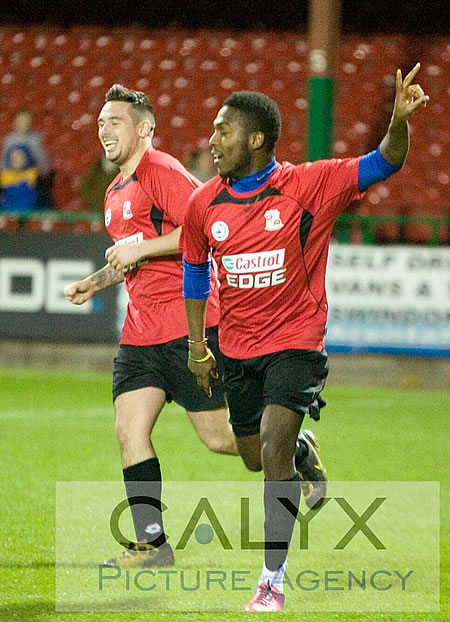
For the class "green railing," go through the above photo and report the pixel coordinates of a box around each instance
[0,210,448,245]
[0,210,104,233]
[334,213,448,246]
[0,210,104,224]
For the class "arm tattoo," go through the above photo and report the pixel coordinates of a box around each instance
[91,264,124,291]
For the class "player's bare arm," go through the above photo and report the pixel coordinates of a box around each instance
[185,298,218,397]
[380,63,429,166]
[105,226,182,271]
[64,264,123,305]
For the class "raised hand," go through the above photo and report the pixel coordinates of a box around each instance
[392,63,429,123]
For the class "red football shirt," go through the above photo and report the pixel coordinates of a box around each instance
[105,147,220,345]
[181,157,364,359]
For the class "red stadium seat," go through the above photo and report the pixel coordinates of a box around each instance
[22,217,57,233]
[0,215,20,231]
[0,26,446,226]
[46,33,79,53]
[0,30,35,52]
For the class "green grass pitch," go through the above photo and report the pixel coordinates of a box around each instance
[0,366,448,621]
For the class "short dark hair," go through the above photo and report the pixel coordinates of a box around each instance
[105,84,154,123]
[222,91,281,153]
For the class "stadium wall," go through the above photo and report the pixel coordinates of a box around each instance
[0,230,117,342]
[0,232,448,390]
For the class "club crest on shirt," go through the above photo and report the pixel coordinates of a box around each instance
[211,220,229,241]
[264,209,284,231]
[105,207,111,226]
[122,200,133,220]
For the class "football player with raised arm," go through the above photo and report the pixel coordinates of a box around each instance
[181,64,429,611]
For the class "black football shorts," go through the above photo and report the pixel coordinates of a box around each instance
[112,325,226,411]
[223,349,329,437]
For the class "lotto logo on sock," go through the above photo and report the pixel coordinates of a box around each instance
[144,523,162,536]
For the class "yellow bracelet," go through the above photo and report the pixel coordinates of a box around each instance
[188,348,213,363]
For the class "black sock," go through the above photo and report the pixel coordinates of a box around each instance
[123,457,167,548]
[264,474,301,571]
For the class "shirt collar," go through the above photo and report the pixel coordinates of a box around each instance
[231,158,277,193]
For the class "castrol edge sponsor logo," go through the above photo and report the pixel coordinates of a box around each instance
[222,249,287,289]
[222,249,285,273]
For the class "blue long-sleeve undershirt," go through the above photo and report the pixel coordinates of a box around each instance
[358,146,403,192]
[182,257,211,300]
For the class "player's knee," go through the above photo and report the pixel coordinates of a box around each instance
[240,455,263,472]
[261,436,291,475]
[114,417,133,450]
[236,442,262,471]
[203,435,235,454]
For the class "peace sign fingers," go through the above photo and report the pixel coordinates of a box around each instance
[393,63,430,121]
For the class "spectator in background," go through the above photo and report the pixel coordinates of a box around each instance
[2,108,54,209]
[184,145,216,182]
[0,144,39,213]
[79,154,119,212]
[2,109,51,177]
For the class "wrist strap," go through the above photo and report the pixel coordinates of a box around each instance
[188,348,213,363]
[187,337,208,345]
